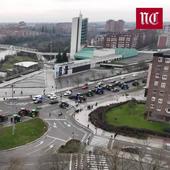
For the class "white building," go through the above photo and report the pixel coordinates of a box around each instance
[54,49,122,78]
[70,13,83,60]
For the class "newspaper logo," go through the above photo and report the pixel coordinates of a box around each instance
[136,8,163,29]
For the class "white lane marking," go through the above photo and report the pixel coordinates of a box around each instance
[64,121,71,127]
[33,141,44,148]
[67,123,71,127]
[57,120,66,129]
[69,154,73,170]
[26,139,56,156]
[53,122,57,128]
[46,135,66,142]
[44,118,66,121]
[50,144,54,149]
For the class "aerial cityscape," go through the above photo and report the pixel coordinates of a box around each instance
[0,0,170,170]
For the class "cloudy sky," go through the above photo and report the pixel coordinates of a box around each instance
[0,0,169,22]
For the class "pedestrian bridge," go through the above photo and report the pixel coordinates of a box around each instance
[0,44,60,56]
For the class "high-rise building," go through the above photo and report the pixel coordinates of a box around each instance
[105,19,124,33]
[146,51,170,122]
[157,33,170,49]
[70,13,88,60]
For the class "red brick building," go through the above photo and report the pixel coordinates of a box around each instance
[146,51,170,122]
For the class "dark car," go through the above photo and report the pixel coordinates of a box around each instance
[58,112,63,116]
[95,87,104,95]
[132,81,139,86]
[59,102,69,109]
[68,95,77,100]
[86,90,94,97]
[112,88,119,92]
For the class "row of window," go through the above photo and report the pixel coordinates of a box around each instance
[150,104,170,114]
[158,57,170,64]
[155,73,168,80]
[154,81,166,88]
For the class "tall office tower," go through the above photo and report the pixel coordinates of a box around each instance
[146,51,170,122]
[70,13,88,60]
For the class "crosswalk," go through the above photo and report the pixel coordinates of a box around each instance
[73,153,109,170]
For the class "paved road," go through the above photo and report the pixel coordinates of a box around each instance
[0,97,91,169]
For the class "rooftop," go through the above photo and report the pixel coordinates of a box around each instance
[14,61,38,68]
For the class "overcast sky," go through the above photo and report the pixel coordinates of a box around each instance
[0,0,169,22]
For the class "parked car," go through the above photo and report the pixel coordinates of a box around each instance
[68,95,77,100]
[34,98,43,104]
[59,102,69,109]
[49,99,59,104]
[86,90,94,97]
[50,94,57,100]
[106,84,113,91]
[95,87,104,95]
[47,93,56,98]
[32,95,43,101]
[58,112,63,116]
[120,76,125,80]
[112,87,119,92]
[121,83,129,90]
[64,90,72,96]
[81,83,88,90]
[132,81,139,86]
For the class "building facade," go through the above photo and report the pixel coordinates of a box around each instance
[70,14,88,60]
[157,33,170,49]
[103,32,138,48]
[146,51,170,122]
[105,20,124,33]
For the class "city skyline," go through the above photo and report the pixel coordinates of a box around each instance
[0,0,169,22]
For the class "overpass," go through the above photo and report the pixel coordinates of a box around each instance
[0,44,61,56]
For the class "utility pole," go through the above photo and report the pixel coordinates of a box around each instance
[11,84,16,135]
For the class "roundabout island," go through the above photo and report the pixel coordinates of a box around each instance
[0,118,47,150]
[89,99,170,138]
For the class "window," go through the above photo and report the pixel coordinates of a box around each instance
[161,82,166,88]
[158,57,163,63]
[162,75,168,80]
[156,105,162,112]
[165,108,170,114]
[155,73,160,78]
[151,96,156,101]
[154,81,159,86]
[158,98,163,104]
[150,104,154,109]
[159,91,164,96]
[165,58,170,64]
[153,89,157,94]
[164,66,169,71]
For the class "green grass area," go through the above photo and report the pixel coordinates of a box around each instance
[105,102,170,133]
[0,118,47,150]
[1,55,37,70]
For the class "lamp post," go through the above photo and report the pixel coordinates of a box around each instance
[11,84,16,135]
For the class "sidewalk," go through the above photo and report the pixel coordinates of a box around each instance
[0,70,43,88]
[74,92,166,149]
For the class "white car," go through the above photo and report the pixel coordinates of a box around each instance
[132,73,137,77]
[120,76,125,80]
[50,94,57,100]
[32,95,43,101]
[47,93,56,98]
[64,90,72,96]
